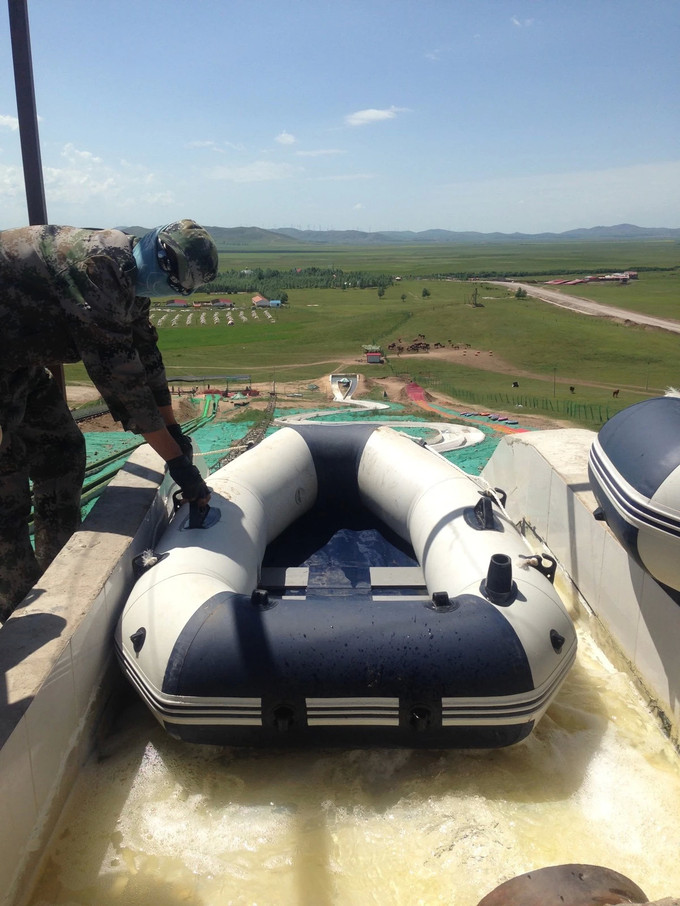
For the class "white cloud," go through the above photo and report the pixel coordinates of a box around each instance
[310,172,375,182]
[353,203,364,211]
[42,144,174,209]
[208,160,299,182]
[120,190,175,209]
[61,143,103,165]
[0,161,21,197]
[344,106,408,127]
[0,114,19,131]
[0,142,182,226]
[296,148,346,157]
[186,140,224,152]
[275,131,296,145]
[511,16,534,27]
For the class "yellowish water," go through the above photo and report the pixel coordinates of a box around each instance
[26,622,680,906]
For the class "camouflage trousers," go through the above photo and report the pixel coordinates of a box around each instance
[0,367,86,621]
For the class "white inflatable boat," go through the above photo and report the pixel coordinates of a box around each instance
[115,424,577,747]
[589,395,680,598]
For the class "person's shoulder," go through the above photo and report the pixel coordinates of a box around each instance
[79,231,137,297]
[93,227,130,241]
[86,228,136,256]
[62,228,134,270]
[1,224,59,246]
[0,225,75,263]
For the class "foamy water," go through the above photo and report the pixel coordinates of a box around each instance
[26,620,680,906]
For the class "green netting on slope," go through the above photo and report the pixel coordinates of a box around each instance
[80,432,141,521]
[406,404,508,474]
[81,404,504,516]
[81,423,251,476]
[284,409,417,425]
[441,428,501,474]
[268,405,503,475]
[79,422,252,521]
[84,431,140,461]
[388,423,502,472]
[190,422,256,473]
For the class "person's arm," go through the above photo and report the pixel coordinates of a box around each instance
[141,425,183,461]
[141,424,210,505]
[157,404,194,459]
[65,254,172,436]
[159,403,178,428]
[76,317,206,499]
[64,252,207,502]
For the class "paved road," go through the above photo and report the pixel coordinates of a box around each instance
[498,281,680,336]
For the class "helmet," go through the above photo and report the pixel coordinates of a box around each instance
[157,219,218,294]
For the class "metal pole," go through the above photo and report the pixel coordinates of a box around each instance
[8,0,46,224]
[8,0,66,399]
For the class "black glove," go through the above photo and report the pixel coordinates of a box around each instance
[167,455,209,502]
[167,423,193,461]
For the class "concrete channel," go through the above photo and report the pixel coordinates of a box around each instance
[2,428,680,905]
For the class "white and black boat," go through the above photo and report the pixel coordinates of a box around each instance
[589,395,680,598]
[115,424,577,747]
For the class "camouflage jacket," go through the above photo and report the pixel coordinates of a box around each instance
[0,225,171,433]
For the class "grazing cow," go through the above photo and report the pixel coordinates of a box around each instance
[569,386,575,394]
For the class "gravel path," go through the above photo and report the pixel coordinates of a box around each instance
[499,281,680,335]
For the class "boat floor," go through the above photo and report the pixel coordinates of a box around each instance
[260,508,423,598]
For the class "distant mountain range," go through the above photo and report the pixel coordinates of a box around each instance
[119,223,680,249]
[273,224,680,244]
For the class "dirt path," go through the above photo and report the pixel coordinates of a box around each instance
[67,384,105,405]
[498,281,680,335]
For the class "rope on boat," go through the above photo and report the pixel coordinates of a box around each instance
[193,444,251,458]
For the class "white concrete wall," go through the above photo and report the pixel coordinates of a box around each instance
[483,428,680,742]
[0,446,173,906]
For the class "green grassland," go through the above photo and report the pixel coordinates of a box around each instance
[554,271,679,320]
[65,240,680,429]
[215,238,680,278]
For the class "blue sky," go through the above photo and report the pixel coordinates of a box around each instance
[1,0,678,233]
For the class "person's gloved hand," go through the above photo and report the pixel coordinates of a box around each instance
[167,455,210,502]
[167,423,193,460]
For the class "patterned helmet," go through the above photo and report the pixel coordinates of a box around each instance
[157,220,218,294]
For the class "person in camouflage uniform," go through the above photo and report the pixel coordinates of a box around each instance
[0,219,219,621]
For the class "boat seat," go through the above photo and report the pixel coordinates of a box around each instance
[259,565,428,601]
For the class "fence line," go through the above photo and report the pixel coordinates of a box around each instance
[416,379,614,426]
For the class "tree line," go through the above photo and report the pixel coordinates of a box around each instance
[203,266,395,299]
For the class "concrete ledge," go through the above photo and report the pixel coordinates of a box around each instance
[0,445,171,906]
[483,428,680,744]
